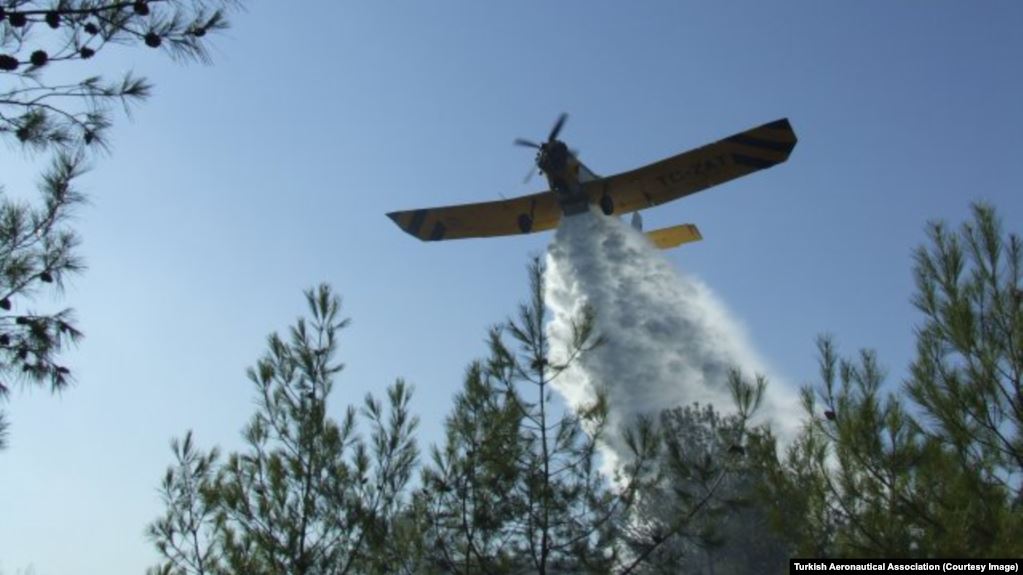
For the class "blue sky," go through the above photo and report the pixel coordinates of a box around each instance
[2,1,1022,572]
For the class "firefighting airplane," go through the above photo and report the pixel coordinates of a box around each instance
[387,115,797,249]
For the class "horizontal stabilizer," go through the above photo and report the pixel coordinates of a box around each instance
[645,224,702,250]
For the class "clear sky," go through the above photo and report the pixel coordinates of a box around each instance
[2,1,1022,572]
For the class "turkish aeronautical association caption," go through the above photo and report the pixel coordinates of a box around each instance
[790,560,1020,574]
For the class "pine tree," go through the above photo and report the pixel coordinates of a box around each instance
[2,0,234,145]
[907,203,1023,509]
[758,203,1023,558]
[147,285,420,575]
[0,153,84,449]
[147,430,221,575]
[1,0,243,448]
[418,256,660,574]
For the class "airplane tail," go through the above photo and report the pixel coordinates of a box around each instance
[621,211,700,249]
[645,224,702,250]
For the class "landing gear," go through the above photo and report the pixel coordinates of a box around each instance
[518,214,533,234]
[600,194,614,215]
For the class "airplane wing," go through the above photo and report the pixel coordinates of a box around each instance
[583,118,797,215]
[387,190,561,241]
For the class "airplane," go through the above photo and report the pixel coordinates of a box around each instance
[387,114,797,249]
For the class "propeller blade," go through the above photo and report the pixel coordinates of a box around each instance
[548,112,568,142]
[514,138,541,149]
[523,165,538,184]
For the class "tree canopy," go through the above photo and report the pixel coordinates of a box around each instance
[757,203,1023,559]
[1,0,243,449]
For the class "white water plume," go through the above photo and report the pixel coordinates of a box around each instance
[544,208,800,466]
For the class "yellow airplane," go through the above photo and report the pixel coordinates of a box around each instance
[387,115,797,249]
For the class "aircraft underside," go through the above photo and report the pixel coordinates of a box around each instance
[386,116,797,249]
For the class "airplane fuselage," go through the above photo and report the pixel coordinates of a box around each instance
[538,140,591,215]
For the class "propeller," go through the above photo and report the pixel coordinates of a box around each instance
[513,113,569,149]
[547,112,568,142]
[514,113,569,185]
[514,138,541,149]
[523,164,539,184]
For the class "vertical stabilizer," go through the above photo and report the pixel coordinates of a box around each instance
[630,211,643,231]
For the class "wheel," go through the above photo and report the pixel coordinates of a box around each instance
[518,214,533,234]
[600,194,614,215]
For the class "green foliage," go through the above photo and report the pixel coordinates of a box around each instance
[757,203,1023,558]
[147,261,799,573]
[2,0,237,151]
[0,152,86,448]
[147,430,222,575]
[147,203,1023,569]
[907,203,1022,502]
[147,286,420,575]
[418,256,659,574]
[1,0,243,449]
[417,360,529,574]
